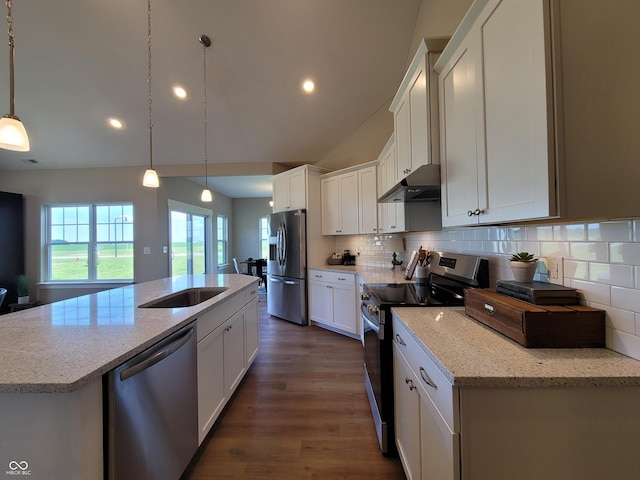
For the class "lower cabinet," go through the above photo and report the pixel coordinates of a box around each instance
[196,285,259,444]
[308,269,359,338]
[393,316,459,480]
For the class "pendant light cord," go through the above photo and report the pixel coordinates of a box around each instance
[5,0,16,117]
[200,35,211,190]
[203,38,208,189]
[147,0,153,170]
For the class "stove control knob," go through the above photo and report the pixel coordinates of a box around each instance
[367,305,379,316]
[360,293,370,301]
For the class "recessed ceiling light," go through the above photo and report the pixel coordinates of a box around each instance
[108,117,124,129]
[173,85,188,99]
[302,79,315,94]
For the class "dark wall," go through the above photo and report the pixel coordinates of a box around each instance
[0,191,24,313]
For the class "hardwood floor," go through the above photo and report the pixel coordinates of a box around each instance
[182,294,406,479]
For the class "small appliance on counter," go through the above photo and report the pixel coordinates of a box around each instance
[342,250,356,266]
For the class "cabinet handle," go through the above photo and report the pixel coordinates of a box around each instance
[420,367,437,389]
[395,333,407,346]
[315,274,323,278]
[337,277,346,281]
[405,377,416,391]
[467,208,485,217]
[250,290,256,295]
[483,303,494,316]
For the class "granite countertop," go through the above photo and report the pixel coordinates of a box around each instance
[308,264,412,284]
[394,306,640,388]
[0,274,258,394]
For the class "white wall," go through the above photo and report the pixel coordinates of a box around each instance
[0,169,233,302]
[231,198,272,269]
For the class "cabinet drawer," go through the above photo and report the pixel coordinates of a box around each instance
[245,284,259,304]
[308,269,355,287]
[393,315,458,431]
[197,292,244,342]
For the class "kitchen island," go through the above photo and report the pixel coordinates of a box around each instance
[0,274,258,479]
[393,306,640,479]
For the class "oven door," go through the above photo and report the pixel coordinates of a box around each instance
[362,304,394,455]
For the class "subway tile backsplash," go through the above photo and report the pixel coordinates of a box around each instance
[335,218,640,361]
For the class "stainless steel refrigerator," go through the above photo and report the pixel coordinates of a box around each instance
[267,209,307,325]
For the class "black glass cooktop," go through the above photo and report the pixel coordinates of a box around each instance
[364,281,466,307]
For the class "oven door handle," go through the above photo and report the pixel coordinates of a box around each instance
[362,313,383,340]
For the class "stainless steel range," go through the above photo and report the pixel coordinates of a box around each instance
[361,251,489,455]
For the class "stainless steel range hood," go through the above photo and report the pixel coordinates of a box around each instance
[377,164,441,203]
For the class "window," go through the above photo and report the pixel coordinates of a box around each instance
[47,204,134,281]
[217,215,228,265]
[260,216,269,259]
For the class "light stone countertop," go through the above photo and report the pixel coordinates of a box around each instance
[308,264,411,284]
[0,274,259,394]
[394,306,640,388]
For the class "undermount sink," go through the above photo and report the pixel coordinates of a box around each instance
[139,287,228,308]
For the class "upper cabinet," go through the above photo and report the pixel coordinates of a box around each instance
[321,162,378,236]
[435,0,640,226]
[390,38,448,182]
[357,165,379,235]
[272,165,328,213]
[377,135,405,233]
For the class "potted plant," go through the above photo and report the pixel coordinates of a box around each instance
[17,274,30,304]
[510,252,538,283]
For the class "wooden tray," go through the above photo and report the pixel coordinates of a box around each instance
[464,289,605,348]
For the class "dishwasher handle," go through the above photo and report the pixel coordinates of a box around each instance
[120,326,195,381]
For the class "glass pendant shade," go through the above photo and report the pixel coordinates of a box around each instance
[201,188,213,202]
[0,115,29,151]
[142,168,159,188]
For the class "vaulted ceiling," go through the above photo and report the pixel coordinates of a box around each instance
[0,0,421,187]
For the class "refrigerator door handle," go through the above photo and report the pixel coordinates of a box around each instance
[268,276,298,286]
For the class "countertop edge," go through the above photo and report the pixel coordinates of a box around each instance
[393,307,640,389]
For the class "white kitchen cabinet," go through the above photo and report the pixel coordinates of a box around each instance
[244,295,259,366]
[393,317,459,480]
[308,269,359,338]
[321,172,358,235]
[436,0,640,226]
[377,135,405,233]
[197,286,257,444]
[273,167,306,212]
[357,165,378,234]
[390,39,447,182]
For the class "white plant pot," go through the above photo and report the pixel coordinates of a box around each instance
[511,261,537,283]
[17,296,30,304]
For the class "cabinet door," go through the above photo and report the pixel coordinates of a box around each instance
[420,393,460,480]
[395,96,412,180]
[409,65,428,172]
[439,33,483,227]
[308,279,333,326]
[358,166,378,234]
[287,169,307,210]
[394,345,421,480]
[479,0,553,223]
[273,175,290,212]
[244,296,259,366]
[331,282,357,335]
[321,177,341,235]
[339,172,359,235]
[197,324,225,444]
[224,310,246,395]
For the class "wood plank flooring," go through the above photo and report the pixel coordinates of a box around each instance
[182,294,406,479]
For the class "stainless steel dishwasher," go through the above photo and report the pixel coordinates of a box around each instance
[107,324,197,480]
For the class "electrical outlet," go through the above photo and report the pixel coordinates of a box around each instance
[541,256,563,285]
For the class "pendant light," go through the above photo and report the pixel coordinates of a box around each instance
[199,34,213,202]
[142,0,159,188]
[0,0,29,151]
